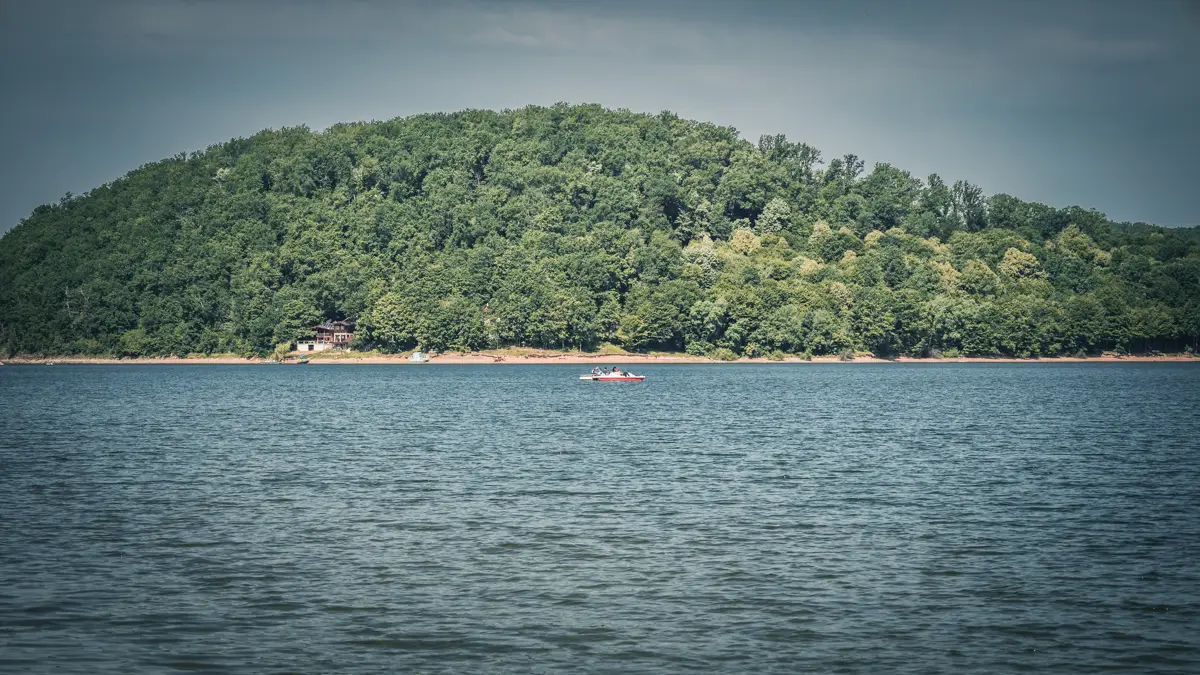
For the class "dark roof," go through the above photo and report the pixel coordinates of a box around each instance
[312,319,356,331]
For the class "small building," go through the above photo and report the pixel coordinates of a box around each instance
[297,319,356,352]
[295,340,331,353]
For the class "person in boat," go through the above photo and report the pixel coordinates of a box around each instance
[592,366,601,376]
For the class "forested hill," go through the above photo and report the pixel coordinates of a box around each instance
[1,104,1198,358]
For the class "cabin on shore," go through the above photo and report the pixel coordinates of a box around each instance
[297,319,356,352]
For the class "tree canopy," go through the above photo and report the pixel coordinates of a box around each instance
[1,104,1197,358]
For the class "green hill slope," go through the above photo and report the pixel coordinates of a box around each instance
[1,104,1198,358]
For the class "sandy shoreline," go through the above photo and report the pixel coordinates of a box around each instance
[3,352,1196,365]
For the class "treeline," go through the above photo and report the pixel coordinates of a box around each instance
[1,104,1198,358]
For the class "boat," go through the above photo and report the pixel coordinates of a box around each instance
[579,370,646,382]
[296,357,310,365]
[408,350,429,363]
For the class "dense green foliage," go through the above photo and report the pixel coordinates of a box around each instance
[2,104,1198,358]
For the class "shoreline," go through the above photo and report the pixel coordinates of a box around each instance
[3,352,1196,365]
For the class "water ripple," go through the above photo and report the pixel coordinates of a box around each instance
[1,363,1198,673]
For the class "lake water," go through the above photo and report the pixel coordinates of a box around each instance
[1,363,1198,673]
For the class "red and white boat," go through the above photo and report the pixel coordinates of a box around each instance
[580,371,645,382]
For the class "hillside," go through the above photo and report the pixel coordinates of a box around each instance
[1,104,1198,358]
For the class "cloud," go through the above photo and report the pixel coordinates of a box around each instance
[1025,27,1167,63]
[0,0,441,49]
[468,25,543,48]
[456,3,717,57]
[0,0,1197,230]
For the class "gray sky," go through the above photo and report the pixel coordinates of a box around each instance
[1,0,1198,233]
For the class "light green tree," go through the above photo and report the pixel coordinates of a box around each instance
[999,247,1044,279]
[756,197,791,235]
[730,228,761,254]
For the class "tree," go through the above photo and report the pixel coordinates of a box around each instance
[952,180,987,231]
[756,197,791,235]
[960,260,1000,295]
[361,291,417,351]
[999,247,1044,279]
[681,233,720,287]
[859,163,921,233]
[730,228,761,254]
[0,103,1195,361]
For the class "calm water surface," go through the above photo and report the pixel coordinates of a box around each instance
[1,363,1198,673]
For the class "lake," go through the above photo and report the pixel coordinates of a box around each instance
[1,363,1198,673]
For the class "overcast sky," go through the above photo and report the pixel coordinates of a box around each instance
[1,0,1198,233]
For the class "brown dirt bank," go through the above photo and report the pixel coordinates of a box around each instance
[4,352,1196,365]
